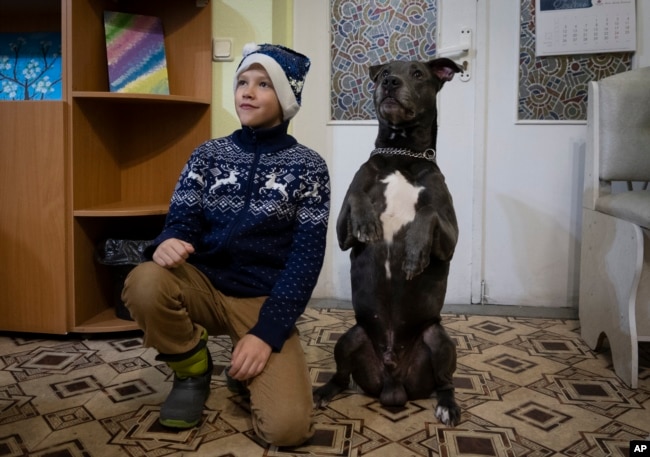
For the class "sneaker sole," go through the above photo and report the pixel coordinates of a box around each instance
[159,417,201,429]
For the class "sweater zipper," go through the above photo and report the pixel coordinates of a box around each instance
[224,131,261,248]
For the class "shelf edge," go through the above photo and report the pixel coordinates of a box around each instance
[72,91,210,105]
[72,308,140,334]
[74,207,169,217]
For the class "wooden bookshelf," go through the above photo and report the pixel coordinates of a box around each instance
[0,0,211,334]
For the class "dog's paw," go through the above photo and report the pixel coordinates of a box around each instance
[435,399,461,426]
[402,250,430,280]
[313,383,343,409]
[312,392,329,409]
[352,218,383,243]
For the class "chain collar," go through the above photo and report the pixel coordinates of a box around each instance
[370,147,436,162]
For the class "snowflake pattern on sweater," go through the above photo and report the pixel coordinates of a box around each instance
[150,124,330,351]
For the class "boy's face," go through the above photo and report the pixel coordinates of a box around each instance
[235,65,284,129]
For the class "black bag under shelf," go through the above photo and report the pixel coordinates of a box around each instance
[96,239,153,321]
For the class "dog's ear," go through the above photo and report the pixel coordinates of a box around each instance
[427,58,463,83]
[369,64,387,82]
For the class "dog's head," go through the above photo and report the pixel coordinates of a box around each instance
[370,58,462,131]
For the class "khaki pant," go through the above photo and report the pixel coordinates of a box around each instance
[122,261,314,447]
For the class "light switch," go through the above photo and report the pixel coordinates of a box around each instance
[212,38,233,62]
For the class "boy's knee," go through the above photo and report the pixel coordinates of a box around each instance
[254,407,314,447]
[121,262,175,312]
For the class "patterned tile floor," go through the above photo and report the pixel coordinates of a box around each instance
[0,305,648,457]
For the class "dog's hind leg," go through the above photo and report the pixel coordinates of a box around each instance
[313,325,380,408]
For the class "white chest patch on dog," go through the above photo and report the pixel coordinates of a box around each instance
[380,171,423,278]
[380,171,423,242]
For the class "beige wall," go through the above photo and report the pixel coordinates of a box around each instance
[211,0,293,138]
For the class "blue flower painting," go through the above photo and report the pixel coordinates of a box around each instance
[0,32,62,100]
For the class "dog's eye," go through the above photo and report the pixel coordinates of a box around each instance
[381,69,390,79]
[413,70,423,79]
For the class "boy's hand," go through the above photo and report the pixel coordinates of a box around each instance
[229,334,272,381]
[152,238,195,268]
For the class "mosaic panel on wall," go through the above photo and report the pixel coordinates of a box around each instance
[330,0,438,121]
[519,0,633,121]
[329,0,633,122]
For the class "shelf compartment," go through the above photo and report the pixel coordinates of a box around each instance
[71,98,209,212]
[0,0,61,33]
[68,0,212,99]
[72,215,165,332]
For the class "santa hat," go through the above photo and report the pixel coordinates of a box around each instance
[234,43,310,121]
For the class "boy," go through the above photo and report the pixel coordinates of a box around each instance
[122,43,330,447]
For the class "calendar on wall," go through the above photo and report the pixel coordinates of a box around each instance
[535,0,636,56]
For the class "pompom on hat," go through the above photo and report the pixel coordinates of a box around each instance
[234,43,310,121]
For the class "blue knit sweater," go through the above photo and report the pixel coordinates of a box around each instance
[148,122,330,351]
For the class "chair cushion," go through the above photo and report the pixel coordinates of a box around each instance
[595,190,650,228]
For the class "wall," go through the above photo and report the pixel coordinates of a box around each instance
[211,1,650,309]
[211,0,292,138]
[479,1,650,308]
[295,1,650,308]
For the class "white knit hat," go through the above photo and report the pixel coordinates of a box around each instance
[234,43,310,121]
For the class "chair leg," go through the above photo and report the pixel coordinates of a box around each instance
[579,210,642,389]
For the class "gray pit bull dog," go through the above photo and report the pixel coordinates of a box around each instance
[313,57,463,426]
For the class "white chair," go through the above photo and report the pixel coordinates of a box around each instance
[579,67,650,389]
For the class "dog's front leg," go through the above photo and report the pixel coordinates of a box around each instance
[423,324,461,426]
[429,203,458,261]
[403,203,457,279]
[337,163,383,250]
[402,205,435,280]
[336,196,356,250]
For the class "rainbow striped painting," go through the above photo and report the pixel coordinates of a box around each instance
[103,11,169,94]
